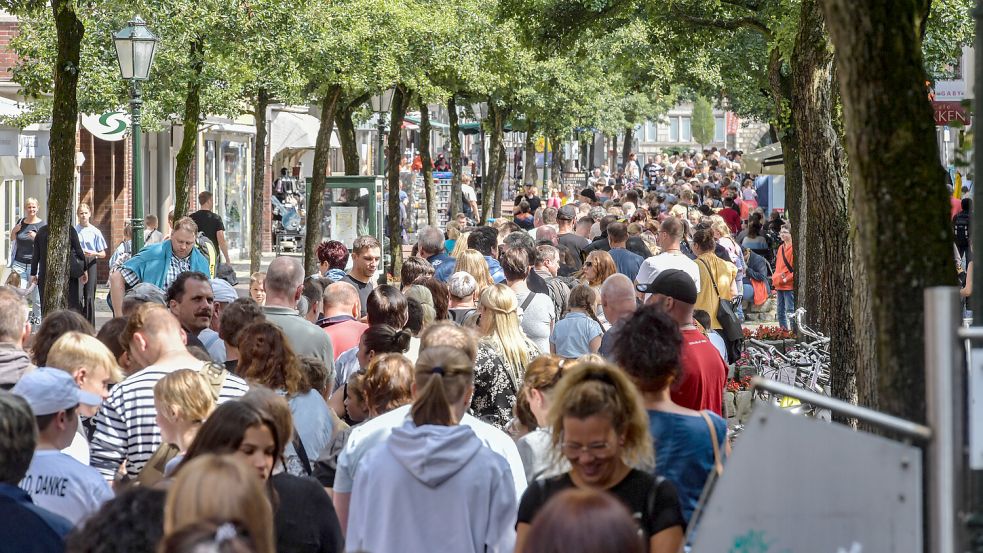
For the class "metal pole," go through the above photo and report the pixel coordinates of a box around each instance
[542,137,549,189]
[131,80,145,253]
[376,117,386,176]
[924,287,966,553]
[970,3,983,548]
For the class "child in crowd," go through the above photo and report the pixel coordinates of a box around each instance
[249,272,266,305]
[5,270,35,298]
[154,369,216,477]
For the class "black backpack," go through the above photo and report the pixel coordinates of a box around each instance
[954,211,971,246]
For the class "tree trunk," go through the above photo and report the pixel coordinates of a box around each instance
[44,0,83,314]
[550,132,564,191]
[492,108,509,219]
[482,104,506,223]
[821,0,955,422]
[621,127,633,166]
[447,96,463,223]
[386,86,411,281]
[249,89,269,274]
[174,35,204,220]
[523,125,537,186]
[419,98,436,226]
[588,132,596,171]
[303,85,342,276]
[790,0,859,406]
[337,104,360,176]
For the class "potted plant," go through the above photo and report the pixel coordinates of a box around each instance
[724,376,754,422]
[751,325,796,352]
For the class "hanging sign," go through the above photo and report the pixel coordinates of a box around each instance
[81,112,130,142]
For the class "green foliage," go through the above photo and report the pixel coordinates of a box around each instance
[923,0,974,80]
[691,96,715,147]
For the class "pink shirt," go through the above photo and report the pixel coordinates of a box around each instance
[322,318,368,361]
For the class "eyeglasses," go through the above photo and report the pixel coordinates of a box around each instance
[560,441,615,459]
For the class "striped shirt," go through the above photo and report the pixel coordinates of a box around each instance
[89,360,249,481]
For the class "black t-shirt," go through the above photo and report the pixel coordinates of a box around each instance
[515,194,542,215]
[272,473,345,553]
[517,469,685,539]
[14,219,43,264]
[341,273,373,318]
[557,232,589,273]
[189,210,225,252]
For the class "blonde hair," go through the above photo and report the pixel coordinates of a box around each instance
[250,272,266,286]
[5,271,20,288]
[25,197,38,207]
[363,353,414,416]
[411,346,474,426]
[47,331,123,383]
[709,215,731,239]
[450,232,471,259]
[456,248,493,291]
[549,361,654,470]
[154,369,216,425]
[478,284,530,387]
[164,454,275,553]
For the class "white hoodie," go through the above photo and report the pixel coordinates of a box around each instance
[346,420,517,553]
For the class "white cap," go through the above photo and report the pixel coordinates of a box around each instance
[11,367,102,416]
[210,278,239,304]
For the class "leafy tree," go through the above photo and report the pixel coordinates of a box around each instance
[691,96,715,149]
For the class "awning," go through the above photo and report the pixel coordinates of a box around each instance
[20,157,48,176]
[0,156,23,179]
[209,122,256,135]
[403,114,450,130]
[270,111,340,156]
[743,142,784,175]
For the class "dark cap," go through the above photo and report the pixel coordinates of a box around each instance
[635,269,697,304]
[580,188,598,203]
[524,181,536,188]
[557,204,577,220]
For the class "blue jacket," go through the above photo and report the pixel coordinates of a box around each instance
[434,255,506,284]
[0,483,71,553]
[122,241,211,288]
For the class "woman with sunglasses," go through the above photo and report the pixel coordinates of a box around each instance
[515,361,684,553]
[577,251,615,320]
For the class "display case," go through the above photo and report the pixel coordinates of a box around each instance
[305,176,385,252]
[411,173,453,230]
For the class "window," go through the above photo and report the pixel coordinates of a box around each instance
[669,117,679,142]
[715,116,726,143]
[680,117,692,142]
[645,121,657,142]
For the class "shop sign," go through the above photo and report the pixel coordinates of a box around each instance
[933,101,971,126]
[81,112,130,142]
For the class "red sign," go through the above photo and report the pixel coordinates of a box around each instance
[726,112,740,135]
[933,101,971,126]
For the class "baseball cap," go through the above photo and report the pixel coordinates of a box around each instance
[557,204,577,221]
[210,278,239,304]
[12,367,102,416]
[635,268,698,304]
[125,282,166,305]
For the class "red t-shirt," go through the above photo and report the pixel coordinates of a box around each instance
[952,197,962,220]
[323,318,369,361]
[719,207,742,235]
[671,328,728,415]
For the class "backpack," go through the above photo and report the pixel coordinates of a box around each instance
[196,232,218,277]
[954,211,971,246]
[545,276,574,319]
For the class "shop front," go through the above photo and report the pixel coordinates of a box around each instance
[198,120,254,261]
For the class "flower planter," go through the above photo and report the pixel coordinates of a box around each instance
[756,338,796,353]
[723,391,736,419]
[735,391,754,423]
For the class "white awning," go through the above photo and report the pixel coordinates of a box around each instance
[20,156,48,176]
[0,156,23,179]
[270,111,339,156]
[743,142,784,175]
[209,122,256,135]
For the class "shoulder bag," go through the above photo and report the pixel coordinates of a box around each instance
[685,411,726,540]
[698,258,743,342]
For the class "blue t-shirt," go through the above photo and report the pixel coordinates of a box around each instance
[0,482,71,553]
[648,410,727,523]
[75,224,108,255]
[550,312,603,358]
[608,247,644,282]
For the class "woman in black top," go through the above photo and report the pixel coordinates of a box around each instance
[10,197,43,322]
[515,361,685,553]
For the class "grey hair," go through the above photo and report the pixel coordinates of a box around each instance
[536,244,560,265]
[0,391,36,484]
[265,256,304,296]
[447,271,477,299]
[416,226,445,256]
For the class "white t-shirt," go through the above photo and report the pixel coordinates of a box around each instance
[61,424,89,465]
[635,252,702,299]
[461,183,477,204]
[20,449,113,525]
[334,404,527,498]
[516,289,555,354]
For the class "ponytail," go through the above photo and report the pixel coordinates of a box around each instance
[362,324,412,357]
[410,346,474,427]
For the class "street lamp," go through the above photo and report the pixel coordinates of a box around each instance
[470,101,488,191]
[113,16,159,254]
[371,88,396,176]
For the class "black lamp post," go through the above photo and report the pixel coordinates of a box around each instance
[371,88,396,176]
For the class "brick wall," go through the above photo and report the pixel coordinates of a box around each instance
[81,129,130,283]
[0,20,19,83]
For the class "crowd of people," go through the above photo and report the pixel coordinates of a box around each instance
[0,147,800,553]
